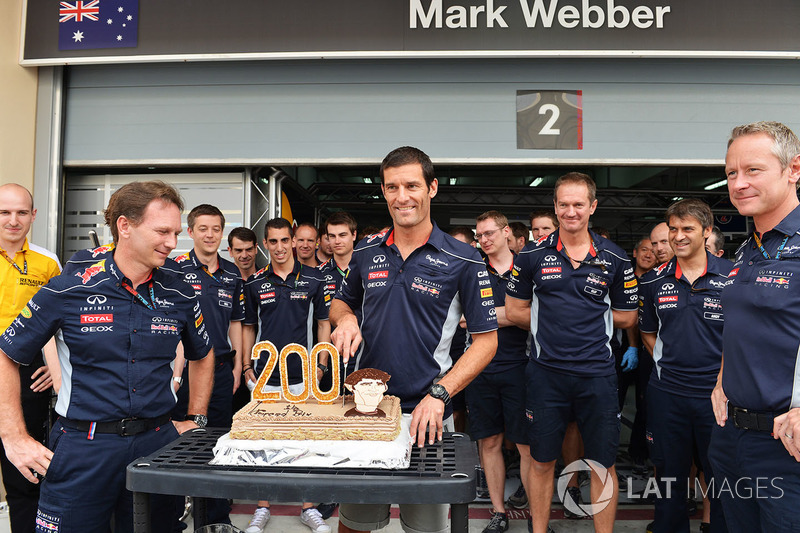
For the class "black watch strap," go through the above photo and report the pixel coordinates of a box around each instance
[317,363,330,375]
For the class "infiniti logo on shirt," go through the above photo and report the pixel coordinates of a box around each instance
[661,283,674,291]
[545,255,558,262]
[373,255,386,263]
[87,295,107,305]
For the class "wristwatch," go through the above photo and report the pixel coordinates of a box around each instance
[428,383,452,405]
[317,363,330,376]
[185,414,208,428]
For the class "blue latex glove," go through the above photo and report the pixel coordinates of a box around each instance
[621,346,639,372]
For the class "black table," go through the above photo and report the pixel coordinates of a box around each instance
[127,428,477,532]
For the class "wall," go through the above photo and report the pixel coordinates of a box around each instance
[63,58,800,165]
[0,0,37,189]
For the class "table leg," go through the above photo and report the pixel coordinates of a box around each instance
[451,503,469,533]
[193,497,209,529]
[132,492,151,533]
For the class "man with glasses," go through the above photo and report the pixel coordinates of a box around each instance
[638,199,731,533]
[506,172,638,533]
[469,211,531,533]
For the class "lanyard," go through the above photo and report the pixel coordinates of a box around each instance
[753,232,789,260]
[561,239,607,272]
[0,250,26,276]
[200,264,222,282]
[120,279,156,310]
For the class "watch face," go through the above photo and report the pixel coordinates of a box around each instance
[194,415,208,428]
[430,384,445,398]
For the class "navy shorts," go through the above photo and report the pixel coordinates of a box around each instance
[525,361,620,467]
[465,365,527,443]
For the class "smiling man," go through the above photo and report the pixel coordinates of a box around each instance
[0,181,214,533]
[0,183,60,533]
[227,226,258,281]
[506,172,638,533]
[241,217,332,533]
[638,199,731,533]
[330,146,498,533]
[709,121,800,532]
[295,222,320,268]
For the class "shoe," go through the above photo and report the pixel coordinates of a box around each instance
[633,460,647,476]
[476,467,490,499]
[315,502,339,519]
[246,507,271,533]
[700,522,710,533]
[300,507,331,533]
[645,521,654,533]
[562,486,584,519]
[481,511,509,533]
[617,471,628,492]
[506,482,528,509]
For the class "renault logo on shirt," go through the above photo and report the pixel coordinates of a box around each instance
[87,295,107,305]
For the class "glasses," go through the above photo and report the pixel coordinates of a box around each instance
[475,226,506,241]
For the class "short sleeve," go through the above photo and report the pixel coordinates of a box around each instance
[313,280,330,321]
[243,280,259,325]
[638,278,659,333]
[506,249,535,301]
[610,258,638,311]
[335,254,364,311]
[181,299,212,361]
[0,284,63,365]
[231,278,245,322]
[459,258,498,335]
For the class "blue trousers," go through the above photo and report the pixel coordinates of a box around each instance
[646,386,727,533]
[709,420,800,532]
[36,419,180,533]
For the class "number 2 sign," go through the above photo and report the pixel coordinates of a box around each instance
[516,90,583,150]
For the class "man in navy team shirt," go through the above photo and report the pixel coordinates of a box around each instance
[506,172,638,533]
[241,217,332,533]
[0,181,214,533]
[710,121,800,532]
[638,198,731,533]
[331,146,498,533]
[468,210,531,533]
[171,204,245,526]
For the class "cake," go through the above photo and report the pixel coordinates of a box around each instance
[212,342,412,469]
[230,395,402,441]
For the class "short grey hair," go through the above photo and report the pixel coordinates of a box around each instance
[728,121,800,170]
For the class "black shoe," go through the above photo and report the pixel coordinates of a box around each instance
[645,521,654,533]
[562,486,584,519]
[700,522,710,533]
[315,503,338,520]
[617,471,628,492]
[481,511,509,533]
[687,497,697,515]
[476,468,490,499]
[506,482,528,509]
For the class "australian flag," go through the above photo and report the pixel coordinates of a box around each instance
[58,0,138,51]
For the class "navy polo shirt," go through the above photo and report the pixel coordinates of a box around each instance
[336,224,498,415]
[481,254,530,373]
[638,252,732,397]
[174,250,244,360]
[64,243,183,278]
[243,261,329,386]
[506,230,638,377]
[0,253,211,422]
[722,204,800,412]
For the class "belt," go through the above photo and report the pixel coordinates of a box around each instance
[59,414,172,437]
[728,404,779,432]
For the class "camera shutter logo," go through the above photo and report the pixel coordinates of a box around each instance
[556,459,614,517]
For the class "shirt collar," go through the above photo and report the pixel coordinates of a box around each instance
[671,251,727,280]
[485,252,516,276]
[554,229,599,257]
[0,238,29,257]
[106,252,157,286]
[382,222,441,250]
[772,203,800,236]
[265,258,303,279]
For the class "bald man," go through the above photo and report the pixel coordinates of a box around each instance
[650,222,674,265]
[0,183,61,533]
